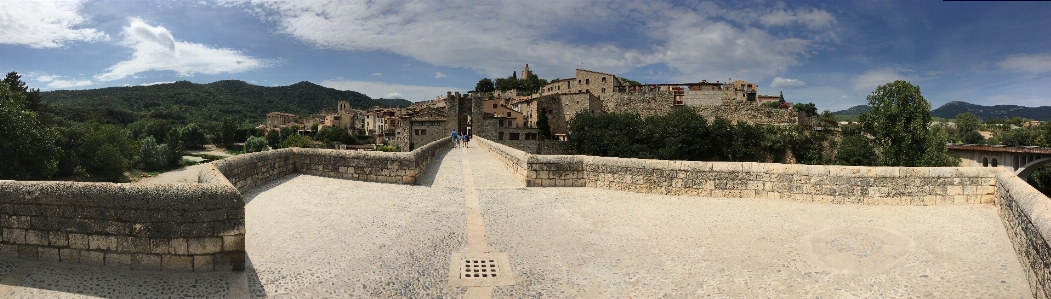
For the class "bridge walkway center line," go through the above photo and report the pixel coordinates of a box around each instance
[459,145,495,298]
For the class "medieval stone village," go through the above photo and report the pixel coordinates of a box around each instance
[261,65,798,155]
[3,1,1051,298]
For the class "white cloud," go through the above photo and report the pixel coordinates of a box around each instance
[370,73,382,76]
[32,73,93,89]
[759,8,835,29]
[319,79,463,102]
[852,68,908,92]
[435,72,446,78]
[229,0,835,82]
[140,81,176,86]
[94,18,268,81]
[48,79,94,89]
[770,77,806,89]
[384,93,404,99]
[0,0,108,48]
[998,53,1051,74]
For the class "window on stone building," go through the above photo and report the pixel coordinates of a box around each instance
[602,88,606,93]
[499,119,504,127]
[509,133,520,140]
[506,112,511,117]
[499,132,504,140]
[602,77,606,83]
[586,79,590,85]
[982,157,989,167]
[493,104,497,109]
[992,158,998,167]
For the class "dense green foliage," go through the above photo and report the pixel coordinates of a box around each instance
[137,136,169,171]
[858,80,958,167]
[39,80,396,129]
[244,136,269,153]
[0,84,62,179]
[835,124,876,166]
[792,102,818,117]
[281,134,313,148]
[475,78,495,93]
[620,77,642,86]
[315,126,356,147]
[568,108,830,163]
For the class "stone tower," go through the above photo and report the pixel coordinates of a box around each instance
[522,64,532,80]
[338,101,349,113]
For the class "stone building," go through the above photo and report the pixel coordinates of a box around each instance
[266,112,298,127]
[757,95,780,105]
[483,98,526,128]
[535,69,625,99]
[390,107,447,151]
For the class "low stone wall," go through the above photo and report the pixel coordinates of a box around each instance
[215,138,451,189]
[995,171,1051,298]
[0,138,450,273]
[478,136,1051,297]
[478,136,997,204]
[211,149,296,192]
[0,179,245,272]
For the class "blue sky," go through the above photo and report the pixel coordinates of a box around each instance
[1,0,1049,111]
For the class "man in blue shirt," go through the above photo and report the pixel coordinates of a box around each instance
[451,129,459,148]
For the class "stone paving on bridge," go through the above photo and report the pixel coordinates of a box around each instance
[0,145,1035,298]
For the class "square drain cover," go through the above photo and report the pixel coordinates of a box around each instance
[448,252,515,287]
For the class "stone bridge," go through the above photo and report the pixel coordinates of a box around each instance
[949,144,1051,180]
[0,138,1049,298]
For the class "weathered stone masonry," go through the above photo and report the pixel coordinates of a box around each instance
[477,136,1051,298]
[0,138,449,273]
[0,179,246,272]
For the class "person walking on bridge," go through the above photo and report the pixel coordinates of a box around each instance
[451,129,460,148]
[463,133,471,148]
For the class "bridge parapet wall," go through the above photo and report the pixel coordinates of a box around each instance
[0,179,246,272]
[995,170,1051,298]
[478,136,998,204]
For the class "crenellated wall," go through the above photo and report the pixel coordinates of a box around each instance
[0,138,450,272]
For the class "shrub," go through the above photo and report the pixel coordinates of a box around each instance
[244,135,269,153]
[281,134,313,148]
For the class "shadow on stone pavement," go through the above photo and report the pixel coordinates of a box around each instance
[416,146,456,188]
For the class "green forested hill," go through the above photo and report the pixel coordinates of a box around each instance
[40,80,408,127]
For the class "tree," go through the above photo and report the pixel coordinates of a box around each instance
[137,136,170,170]
[835,124,876,166]
[217,117,238,147]
[792,102,818,117]
[858,80,957,167]
[78,122,135,181]
[0,84,62,179]
[955,112,983,144]
[779,91,785,104]
[281,134,313,148]
[475,78,495,93]
[180,123,208,149]
[1000,127,1040,146]
[495,76,519,91]
[165,127,184,166]
[316,126,353,147]
[3,72,44,113]
[266,129,283,149]
[537,108,552,140]
[244,135,269,153]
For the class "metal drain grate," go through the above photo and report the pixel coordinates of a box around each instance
[462,258,499,279]
[448,252,515,287]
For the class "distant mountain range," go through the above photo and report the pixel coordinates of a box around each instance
[833,101,1051,121]
[40,80,413,126]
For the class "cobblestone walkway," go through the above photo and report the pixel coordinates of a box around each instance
[0,145,1034,298]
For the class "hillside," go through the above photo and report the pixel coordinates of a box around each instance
[834,101,1051,121]
[40,80,411,127]
[930,101,1051,120]
[830,105,871,116]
